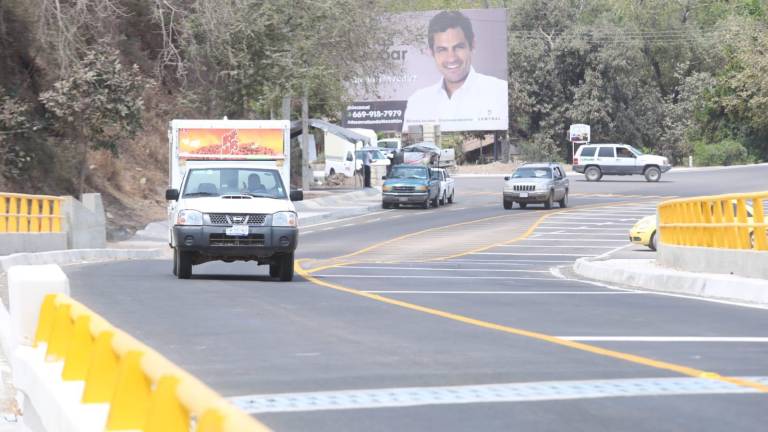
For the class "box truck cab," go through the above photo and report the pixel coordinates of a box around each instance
[165,119,301,281]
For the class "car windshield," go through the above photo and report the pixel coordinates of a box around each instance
[182,168,287,199]
[389,166,428,179]
[378,141,400,149]
[512,167,552,178]
[628,146,643,156]
[357,150,385,160]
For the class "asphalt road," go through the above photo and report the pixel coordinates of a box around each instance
[64,165,768,431]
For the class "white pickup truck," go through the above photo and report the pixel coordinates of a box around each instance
[431,168,455,205]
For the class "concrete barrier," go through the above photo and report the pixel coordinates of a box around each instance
[7,264,270,432]
[658,243,768,280]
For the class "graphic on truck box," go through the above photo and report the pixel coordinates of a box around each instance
[179,128,284,159]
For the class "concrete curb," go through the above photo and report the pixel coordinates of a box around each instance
[573,257,768,306]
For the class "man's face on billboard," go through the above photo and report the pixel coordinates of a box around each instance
[430,27,473,89]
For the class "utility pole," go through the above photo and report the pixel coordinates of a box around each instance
[301,87,311,191]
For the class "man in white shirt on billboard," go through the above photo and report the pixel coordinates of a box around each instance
[402,10,508,133]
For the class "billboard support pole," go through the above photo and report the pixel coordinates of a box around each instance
[301,89,311,191]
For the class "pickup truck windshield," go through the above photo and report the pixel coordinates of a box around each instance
[389,167,428,179]
[182,168,287,199]
[512,167,552,178]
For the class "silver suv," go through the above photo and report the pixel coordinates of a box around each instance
[503,163,569,209]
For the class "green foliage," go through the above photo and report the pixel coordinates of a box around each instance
[693,138,753,166]
[0,91,34,179]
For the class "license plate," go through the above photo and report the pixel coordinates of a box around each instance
[519,192,529,198]
[225,224,249,236]
[399,197,408,202]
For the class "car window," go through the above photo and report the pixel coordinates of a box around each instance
[616,147,635,158]
[553,167,563,178]
[580,146,596,157]
[598,146,615,157]
[513,167,552,178]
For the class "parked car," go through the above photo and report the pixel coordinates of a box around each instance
[573,143,671,182]
[502,163,569,209]
[431,168,455,205]
[377,138,402,158]
[381,164,440,209]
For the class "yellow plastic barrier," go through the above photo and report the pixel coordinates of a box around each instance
[658,191,768,251]
[0,193,63,233]
[34,293,270,432]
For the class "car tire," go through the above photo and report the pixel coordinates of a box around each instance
[585,166,602,181]
[518,202,527,209]
[644,166,661,182]
[439,192,446,206]
[503,200,512,210]
[278,253,294,281]
[544,191,553,209]
[176,248,192,279]
[269,262,280,278]
[422,199,430,209]
[382,201,391,209]
[172,248,178,276]
[650,231,658,251]
[431,194,439,208]
[448,191,454,204]
[558,190,568,208]
[329,168,336,176]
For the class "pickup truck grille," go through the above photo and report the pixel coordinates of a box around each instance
[209,233,265,246]
[208,214,267,225]
[513,184,536,192]
[393,186,416,192]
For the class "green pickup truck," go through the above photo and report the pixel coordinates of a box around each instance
[381,164,440,209]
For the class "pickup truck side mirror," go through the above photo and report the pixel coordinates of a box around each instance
[290,190,304,201]
[504,176,510,181]
[165,189,179,201]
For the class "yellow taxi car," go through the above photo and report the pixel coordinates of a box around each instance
[629,215,658,250]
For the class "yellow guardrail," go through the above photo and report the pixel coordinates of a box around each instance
[658,191,768,251]
[0,193,62,233]
[35,293,270,431]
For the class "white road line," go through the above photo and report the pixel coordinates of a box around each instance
[302,209,393,228]
[339,266,549,273]
[318,227,334,231]
[497,245,618,249]
[541,221,634,225]
[445,259,574,263]
[522,239,628,243]
[314,274,564,281]
[364,291,642,295]
[533,227,630,231]
[472,252,596,257]
[558,336,768,342]
[230,376,768,414]
[341,223,355,227]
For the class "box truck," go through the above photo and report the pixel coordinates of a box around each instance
[165,119,301,281]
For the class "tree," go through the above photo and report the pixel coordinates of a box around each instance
[39,47,149,197]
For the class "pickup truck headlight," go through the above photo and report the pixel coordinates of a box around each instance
[272,211,298,227]
[176,209,203,226]
[414,185,428,192]
[383,184,393,192]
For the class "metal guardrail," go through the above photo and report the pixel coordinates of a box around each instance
[0,193,62,233]
[35,293,270,431]
[658,191,768,251]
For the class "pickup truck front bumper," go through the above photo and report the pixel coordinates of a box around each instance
[382,192,429,204]
[173,225,298,261]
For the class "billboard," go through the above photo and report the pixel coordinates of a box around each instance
[343,8,508,133]
[178,128,285,160]
[569,124,591,143]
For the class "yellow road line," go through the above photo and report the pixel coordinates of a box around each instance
[294,261,768,393]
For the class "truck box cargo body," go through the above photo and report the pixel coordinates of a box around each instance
[166,119,300,281]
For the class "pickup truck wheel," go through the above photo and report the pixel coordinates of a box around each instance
[644,166,661,182]
[439,192,446,206]
[518,202,528,209]
[176,248,192,279]
[279,253,294,281]
[431,194,439,207]
[544,191,553,209]
[503,200,512,210]
[448,191,454,204]
[585,166,602,181]
[558,190,568,208]
[172,248,178,276]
